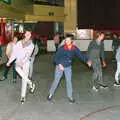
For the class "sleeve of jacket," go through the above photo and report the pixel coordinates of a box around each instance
[116,47,120,61]
[7,45,17,64]
[34,44,39,55]
[75,47,88,62]
[54,47,63,65]
[100,42,105,61]
[32,44,39,57]
[87,41,93,61]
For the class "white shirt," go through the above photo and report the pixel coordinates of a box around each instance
[8,40,34,65]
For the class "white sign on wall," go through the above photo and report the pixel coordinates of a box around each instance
[47,40,113,52]
[75,29,93,40]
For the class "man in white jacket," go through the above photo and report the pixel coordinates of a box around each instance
[6,30,35,104]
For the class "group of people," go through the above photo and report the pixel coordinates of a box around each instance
[0,29,39,104]
[48,32,120,103]
[47,32,110,103]
[1,31,120,104]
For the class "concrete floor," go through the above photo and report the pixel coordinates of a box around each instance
[0,53,120,120]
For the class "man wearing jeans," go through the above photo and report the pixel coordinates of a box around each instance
[47,35,92,103]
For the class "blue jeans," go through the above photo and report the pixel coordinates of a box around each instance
[49,65,73,99]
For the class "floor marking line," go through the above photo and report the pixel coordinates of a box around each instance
[80,105,120,120]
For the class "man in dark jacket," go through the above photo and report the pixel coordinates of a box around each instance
[47,35,92,103]
[88,32,107,92]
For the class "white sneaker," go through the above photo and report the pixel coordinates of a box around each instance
[114,83,120,87]
[92,86,98,92]
[30,83,35,93]
[47,94,53,101]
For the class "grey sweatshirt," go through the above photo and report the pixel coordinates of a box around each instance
[88,40,105,61]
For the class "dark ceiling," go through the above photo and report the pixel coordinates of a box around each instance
[77,0,120,29]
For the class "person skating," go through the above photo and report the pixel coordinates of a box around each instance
[47,35,92,103]
[88,32,107,92]
[6,29,35,104]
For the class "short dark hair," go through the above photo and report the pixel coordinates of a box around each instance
[24,28,32,33]
[94,32,104,39]
[65,34,74,40]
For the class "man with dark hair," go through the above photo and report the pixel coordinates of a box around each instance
[6,30,35,104]
[88,32,107,92]
[53,32,60,51]
[47,35,92,103]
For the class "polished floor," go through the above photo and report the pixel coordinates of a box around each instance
[0,53,120,120]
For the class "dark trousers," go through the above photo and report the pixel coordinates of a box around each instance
[92,59,103,89]
[4,61,17,79]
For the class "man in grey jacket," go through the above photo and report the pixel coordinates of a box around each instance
[88,32,107,91]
